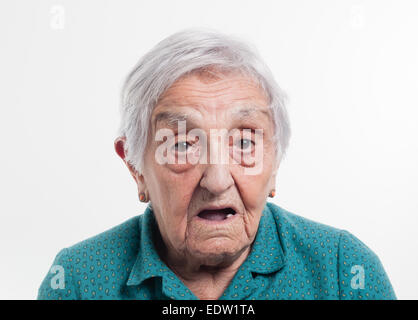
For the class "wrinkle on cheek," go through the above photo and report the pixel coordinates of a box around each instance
[157,169,201,255]
[171,206,192,254]
[183,215,192,249]
[242,210,256,240]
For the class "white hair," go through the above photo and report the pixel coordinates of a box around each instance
[118,27,291,174]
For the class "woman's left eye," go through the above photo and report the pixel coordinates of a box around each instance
[173,141,191,152]
[236,138,254,150]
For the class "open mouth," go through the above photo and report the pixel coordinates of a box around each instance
[197,207,237,221]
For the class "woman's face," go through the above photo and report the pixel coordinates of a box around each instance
[140,71,278,266]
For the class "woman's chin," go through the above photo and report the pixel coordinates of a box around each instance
[186,238,249,266]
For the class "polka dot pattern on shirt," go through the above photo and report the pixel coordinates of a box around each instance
[38,202,396,300]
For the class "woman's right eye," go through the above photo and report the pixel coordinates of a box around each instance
[235,138,254,151]
[173,141,191,152]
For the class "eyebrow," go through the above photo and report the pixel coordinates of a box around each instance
[153,111,201,134]
[153,104,271,131]
[229,105,271,121]
[154,111,189,127]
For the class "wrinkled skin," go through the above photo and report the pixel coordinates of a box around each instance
[115,70,279,299]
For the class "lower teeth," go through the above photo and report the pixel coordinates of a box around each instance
[226,214,233,218]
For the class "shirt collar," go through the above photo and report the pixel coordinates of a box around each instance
[126,205,197,298]
[126,202,286,292]
[126,204,175,285]
[218,203,287,300]
[243,202,287,274]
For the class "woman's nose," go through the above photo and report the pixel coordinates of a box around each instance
[199,164,234,196]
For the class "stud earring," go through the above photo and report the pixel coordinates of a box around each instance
[269,189,276,198]
[139,192,148,202]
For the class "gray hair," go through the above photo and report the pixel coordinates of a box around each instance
[118,28,291,174]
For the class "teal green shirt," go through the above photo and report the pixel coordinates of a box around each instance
[38,202,396,300]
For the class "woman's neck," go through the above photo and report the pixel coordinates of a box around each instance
[152,219,252,299]
[165,245,252,300]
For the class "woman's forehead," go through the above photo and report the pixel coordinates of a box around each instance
[158,72,268,107]
[152,73,271,129]
[152,103,272,132]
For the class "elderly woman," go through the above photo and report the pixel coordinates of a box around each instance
[38,29,395,300]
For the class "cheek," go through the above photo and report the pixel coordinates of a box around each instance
[147,146,197,201]
[149,164,201,241]
[233,164,272,209]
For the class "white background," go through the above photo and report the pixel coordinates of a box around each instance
[0,0,417,299]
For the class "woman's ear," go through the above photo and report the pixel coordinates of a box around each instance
[270,172,277,192]
[114,136,127,160]
[114,136,146,187]
[269,159,280,192]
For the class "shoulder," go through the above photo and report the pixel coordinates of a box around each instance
[266,202,342,241]
[37,214,143,300]
[266,202,396,300]
[336,229,396,299]
[65,214,142,257]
